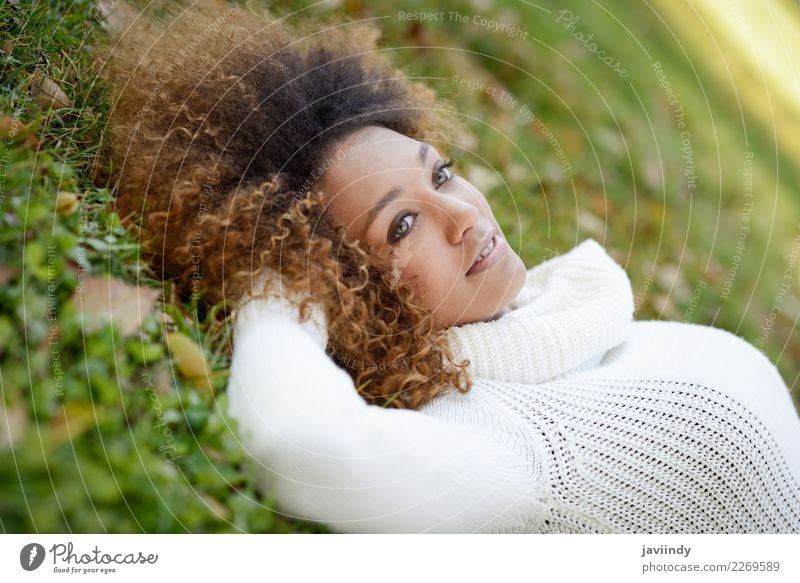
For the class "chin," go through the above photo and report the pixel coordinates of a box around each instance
[507,256,527,299]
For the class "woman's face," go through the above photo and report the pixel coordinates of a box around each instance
[318,125,527,329]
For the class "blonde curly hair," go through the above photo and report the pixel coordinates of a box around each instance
[96,0,475,409]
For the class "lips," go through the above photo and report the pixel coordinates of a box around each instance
[466,229,497,276]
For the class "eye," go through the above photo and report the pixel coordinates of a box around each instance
[432,158,456,189]
[388,209,418,245]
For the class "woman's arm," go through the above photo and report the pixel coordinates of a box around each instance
[226,294,542,533]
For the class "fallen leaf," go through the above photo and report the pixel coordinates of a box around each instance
[49,401,96,447]
[31,72,74,110]
[0,115,24,137]
[72,276,160,336]
[0,263,18,285]
[56,191,80,215]
[0,115,40,149]
[2,39,12,56]
[0,397,29,450]
[166,332,213,394]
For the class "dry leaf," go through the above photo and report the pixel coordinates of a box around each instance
[0,115,39,149]
[31,72,74,110]
[56,191,80,216]
[72,276,159,336]
[2,39,12,56]
[166,332,213,394]
[0,114,24,137]
[0,398,29,450]
[0,263,18,285]
[49,402,95,447]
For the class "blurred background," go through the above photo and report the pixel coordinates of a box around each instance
[1,0,798,532]
[298,0,800,394]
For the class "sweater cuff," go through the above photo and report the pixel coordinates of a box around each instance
[235,267,329,348]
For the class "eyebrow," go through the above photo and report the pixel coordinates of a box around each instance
[362,142,430,238]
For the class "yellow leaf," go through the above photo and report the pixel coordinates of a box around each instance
[56,191,80,216]
[166,332,213,394]
[49,402,96,447]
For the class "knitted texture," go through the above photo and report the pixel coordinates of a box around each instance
[227,237,800,533]
[420,377,800,533]
[447,239,635,384]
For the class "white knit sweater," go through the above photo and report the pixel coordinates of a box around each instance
[227,238,800,533]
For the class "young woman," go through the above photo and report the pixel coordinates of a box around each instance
[102,3,800,533]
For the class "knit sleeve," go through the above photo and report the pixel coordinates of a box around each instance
[226,291,541,533]
[447,238,635,384]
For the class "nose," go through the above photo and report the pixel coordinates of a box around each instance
[436,194,481,245]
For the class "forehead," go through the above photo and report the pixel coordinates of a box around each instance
[326,126,416,178]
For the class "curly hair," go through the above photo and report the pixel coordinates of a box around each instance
[95,0,475,410]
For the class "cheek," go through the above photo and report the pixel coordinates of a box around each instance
[396,251,465,307]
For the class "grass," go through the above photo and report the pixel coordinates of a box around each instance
[1,0,798,533]
[1,0,327,533]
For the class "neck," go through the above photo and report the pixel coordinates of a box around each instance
[487,307,511,322]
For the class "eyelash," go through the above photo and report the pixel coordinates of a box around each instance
[433,158,457,190]
[387,158,458,245]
